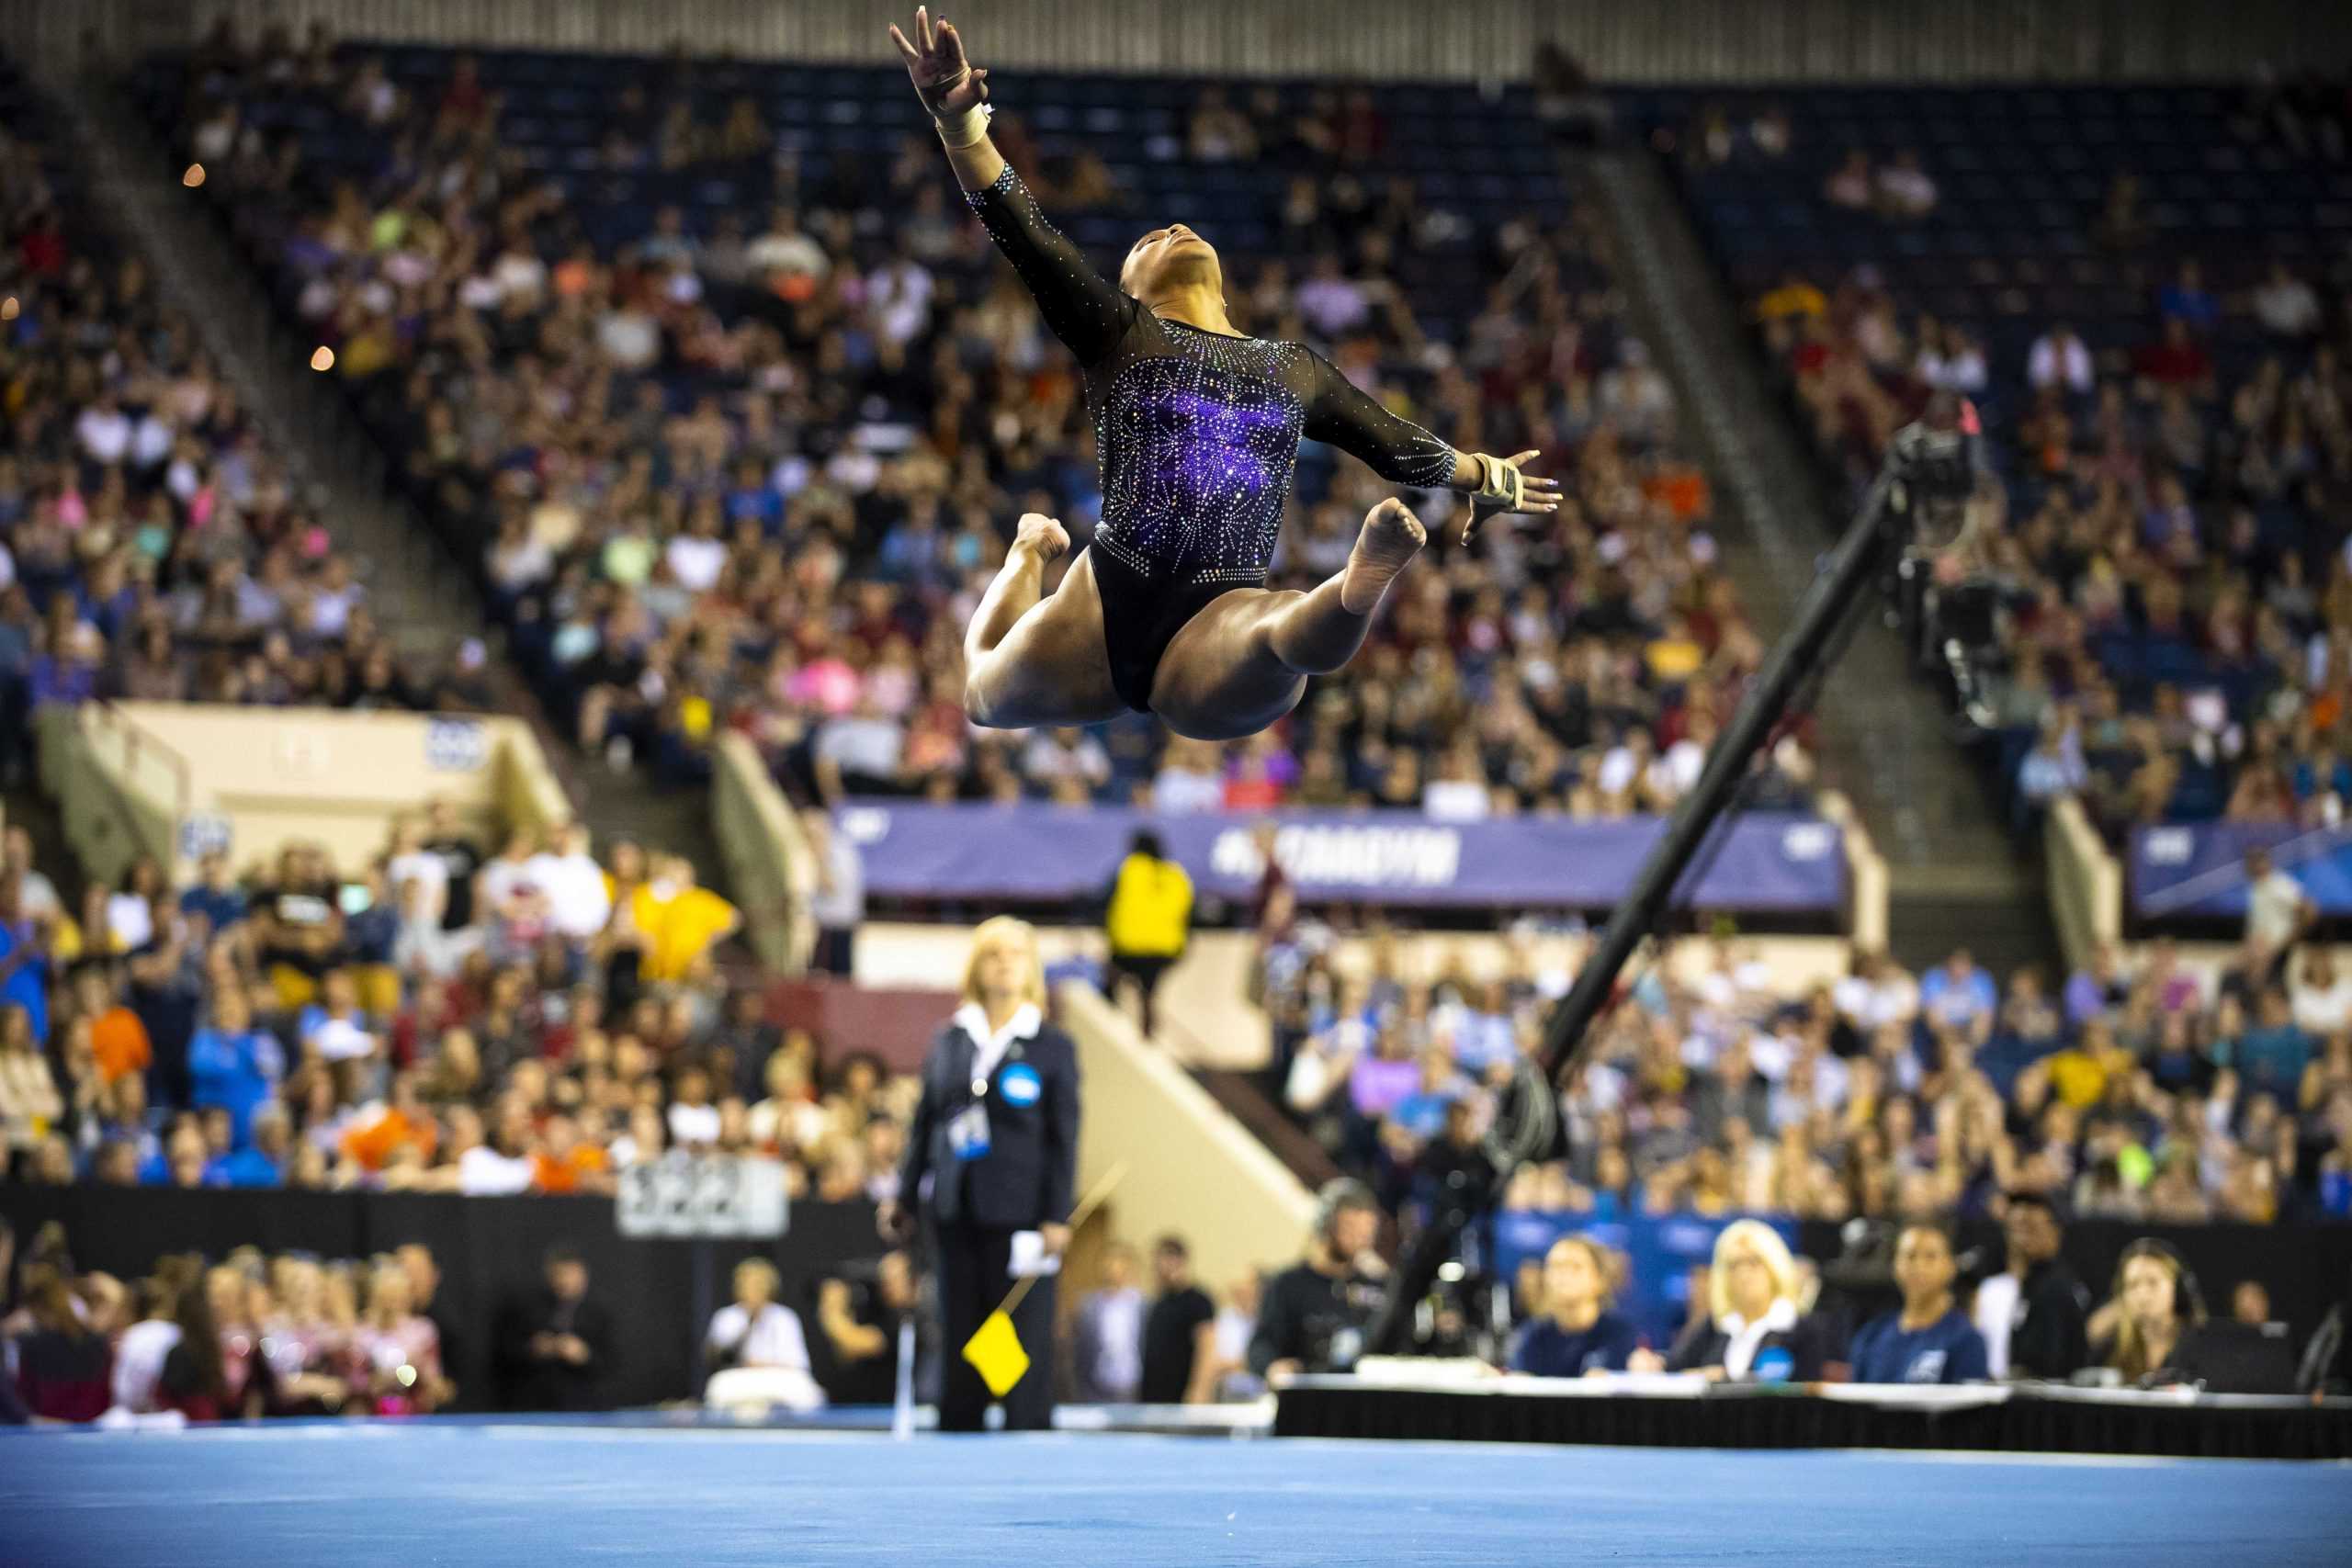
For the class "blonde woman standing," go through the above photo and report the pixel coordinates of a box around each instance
[880,916,1080,1431]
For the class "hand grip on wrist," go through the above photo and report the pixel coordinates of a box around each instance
[934,98,992,147]
[1470,452,1527,512]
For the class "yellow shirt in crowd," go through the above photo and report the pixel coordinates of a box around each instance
[629,883,740,983]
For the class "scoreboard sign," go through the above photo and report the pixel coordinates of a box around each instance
[616,1153,790,1239]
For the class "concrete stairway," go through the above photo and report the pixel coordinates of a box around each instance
[1577,148,2052,974]
[50,64,730,889]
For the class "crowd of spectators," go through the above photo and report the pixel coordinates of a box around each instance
[0,1206,1248,1425]
[0,1201,959,1424]
[1067,1234,1261,1405]
[1728,89,2352,839]
[0,805,922,1213]
[0,101,490,790]
[1263,893,2352,1239]
[1208,1172,2317,1393]
[1481,1207,2305,1389]
[164,27,1813,819]
[1675,96,1944,224]
[0,1224,465,1422]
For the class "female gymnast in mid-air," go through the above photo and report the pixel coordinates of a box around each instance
[889,8,1561,741]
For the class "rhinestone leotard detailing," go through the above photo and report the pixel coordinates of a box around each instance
[967,164,1456,588]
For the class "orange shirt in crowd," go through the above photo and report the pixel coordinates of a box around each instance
[1223,774,1284,812]
[1644,463,1711,522]
[532,1145,611,1194]
[90,1007,153,1084]
[340,1107,439,1172]
[2311,686,2346,734]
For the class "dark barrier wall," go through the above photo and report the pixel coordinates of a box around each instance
[6,1188,2345,1409]
[0,1189,880,1411]
[1274,1383,2352,1461]
[768,978,956,1078]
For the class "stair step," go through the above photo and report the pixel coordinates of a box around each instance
[1890,891,2061,982]
[0,784,89,908]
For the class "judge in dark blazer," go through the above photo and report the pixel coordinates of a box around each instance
[881,916,1080,1431]
[497,1246,617,1412]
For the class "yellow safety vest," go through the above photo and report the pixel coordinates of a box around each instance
[1106,854,1193,958]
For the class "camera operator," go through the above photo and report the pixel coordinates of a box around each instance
[1249,1180,1387,1383]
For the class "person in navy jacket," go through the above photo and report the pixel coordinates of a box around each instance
[1509,1235,1643,1377]
[882,916,1080,1431]
[1849,1222,1991,1384]
[1665,1220,1834,1382]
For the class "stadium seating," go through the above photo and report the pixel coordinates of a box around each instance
[1637,85,2352,836]
[139,42,1793,824]
[8,26,2349,1453]
[0,61,505,795]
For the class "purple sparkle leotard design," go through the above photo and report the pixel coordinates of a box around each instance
[966,164,1455,591]
[965,164,1455,710]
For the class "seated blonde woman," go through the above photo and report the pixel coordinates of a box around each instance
[2088,1238,2219,1389]
[703,1258,824,1414]
[1662,1219,1831,1382]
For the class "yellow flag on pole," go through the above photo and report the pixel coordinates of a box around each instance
[953,1162,1126,1403]
[961,1309,1032,1398]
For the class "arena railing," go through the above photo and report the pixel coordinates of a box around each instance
[34,704,185,888]
[713,733,815,976]
[10,0,2327,86]
[42,703,573,882]
[2046,795,2124,972]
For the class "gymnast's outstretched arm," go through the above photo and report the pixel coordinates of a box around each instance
[1304,349,1479,492]
[890,6,1135,365]
[1305,352,1565,527]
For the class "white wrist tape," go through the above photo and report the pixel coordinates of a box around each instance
[934,97,993,148]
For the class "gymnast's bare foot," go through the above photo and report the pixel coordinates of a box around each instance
[1012,511,1070,564]
[1339,498,1427,615]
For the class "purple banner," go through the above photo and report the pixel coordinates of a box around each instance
[2131,822,2352,919]
[835,802,1846,912]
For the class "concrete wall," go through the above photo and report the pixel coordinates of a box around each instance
[37,708,177,892]
[1819,790,1889,953]
[853,920,1269,1067]
[64,703,569,880]
[1057,981,1315,1304]
[2047,796,2125,971]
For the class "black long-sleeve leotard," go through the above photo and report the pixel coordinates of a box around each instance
[965,164,1456,591]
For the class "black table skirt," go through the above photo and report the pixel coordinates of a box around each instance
[1273,1382,2352,1461]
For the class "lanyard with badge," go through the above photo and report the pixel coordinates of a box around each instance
[946,1069,993,1162]
[946,1030,1046,1162]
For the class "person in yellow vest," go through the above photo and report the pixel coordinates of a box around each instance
[1103,830,1192,1038]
